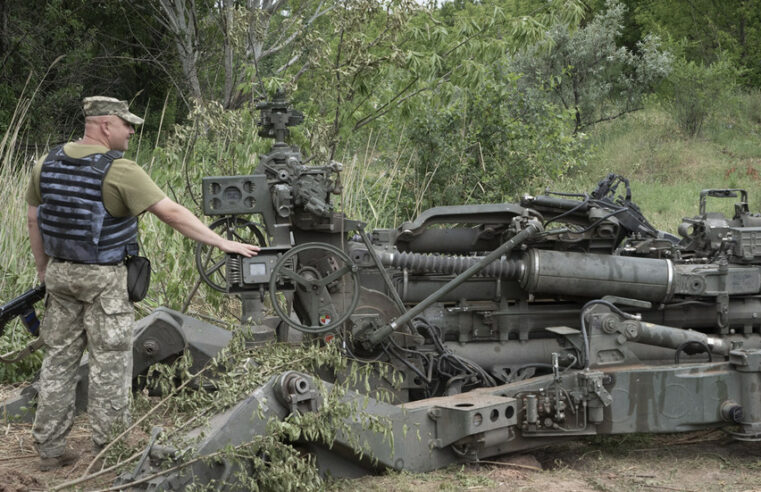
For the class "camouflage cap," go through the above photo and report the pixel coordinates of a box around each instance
[82,96,144,125]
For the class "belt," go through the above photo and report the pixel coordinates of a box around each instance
[53,258,124,266]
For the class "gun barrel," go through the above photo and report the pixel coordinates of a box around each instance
[521,250,674,303]
[380,249,675,303]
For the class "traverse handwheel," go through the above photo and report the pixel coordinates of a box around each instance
[195,216,267,292]
[269,242,360,333]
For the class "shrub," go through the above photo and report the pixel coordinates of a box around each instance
[659,57,736,137]
[510,0,672,133]
[405,71,586,214]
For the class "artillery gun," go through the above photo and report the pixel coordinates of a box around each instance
[6,93,761,489]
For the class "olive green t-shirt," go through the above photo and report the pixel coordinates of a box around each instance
[26,143,166,217]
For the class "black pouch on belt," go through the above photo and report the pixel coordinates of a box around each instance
[125,255,151,302]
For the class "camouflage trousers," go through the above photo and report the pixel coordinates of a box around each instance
[32,260,134,458]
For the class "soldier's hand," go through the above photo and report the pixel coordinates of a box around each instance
[219,240,260,257]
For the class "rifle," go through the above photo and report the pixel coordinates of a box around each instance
[0,285,46,337]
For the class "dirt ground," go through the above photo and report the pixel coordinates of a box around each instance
[3,382,761,491]
[0,415,117,492]
[343,431,761,492]
[3,426,761,492]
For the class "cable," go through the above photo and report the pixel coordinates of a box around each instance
[374,316,501,394]
[382,343,431,388]
[562,354,579,372]
[567,207,629,235]
[412,317,498,388]
[543,194,592,228]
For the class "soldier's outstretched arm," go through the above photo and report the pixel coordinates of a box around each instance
[146,198,260,257]
[27,205,48,283]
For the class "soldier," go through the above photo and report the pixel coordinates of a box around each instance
[25,96,260,471]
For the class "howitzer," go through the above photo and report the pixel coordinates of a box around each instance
[9,94,761,489]
[0,285,45,338]
[108,95,761,489]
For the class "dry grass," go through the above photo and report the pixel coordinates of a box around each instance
[339,430,761,492]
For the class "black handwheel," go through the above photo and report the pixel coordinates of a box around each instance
[269,242,360,333]
[195,216,267,292]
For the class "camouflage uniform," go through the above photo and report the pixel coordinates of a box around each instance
[30,96,148,458]
[32,261,134,457]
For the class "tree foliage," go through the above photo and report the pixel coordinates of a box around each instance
[405,72,585,211]
[0,0,173,143]
[511,0,672,133]
[293,0,590,213]
[660,57,737,137]
[632,0,761,86]
[1,0,760,148]
[153,0,336,109]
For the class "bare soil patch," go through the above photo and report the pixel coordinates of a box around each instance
[0,415,118,491]
[341,431,761,492]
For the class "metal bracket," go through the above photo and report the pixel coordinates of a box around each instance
[579,371,613,407]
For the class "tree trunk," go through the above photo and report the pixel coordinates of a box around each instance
[158,0,203,101]
[221,0,235,108]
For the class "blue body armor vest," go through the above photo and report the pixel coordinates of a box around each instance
[37,146,138,264]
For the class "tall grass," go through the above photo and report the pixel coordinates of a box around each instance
[0,82,48,381]
[559,90,761,232]
[0,156,41,382]
[339,129,418,229]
